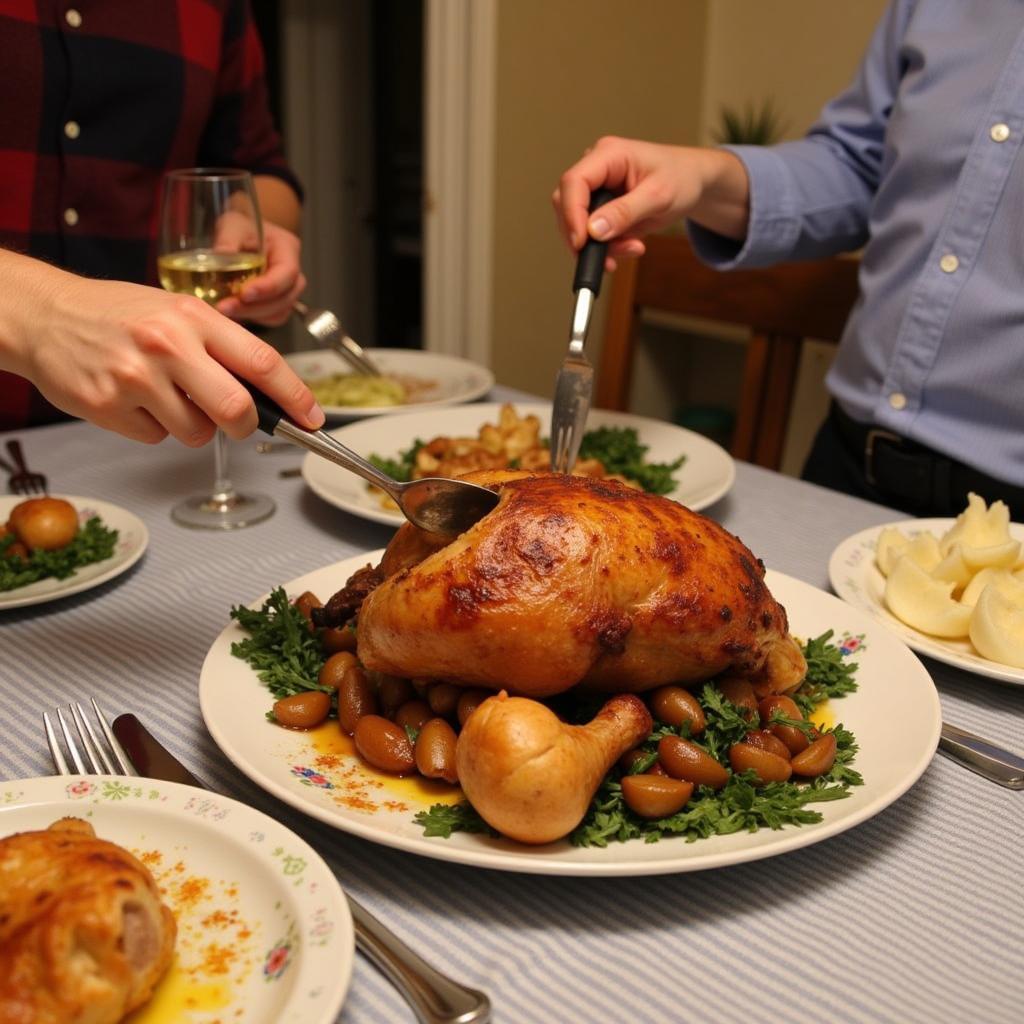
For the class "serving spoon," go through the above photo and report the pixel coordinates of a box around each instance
[240,382,499,535]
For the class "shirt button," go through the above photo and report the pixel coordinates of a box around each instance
[889,392,907,411]
[991,123,1010,143]
[64,208,79,227]
[65,8,82,28]
[939,253,959,273]
[64,120,80,139]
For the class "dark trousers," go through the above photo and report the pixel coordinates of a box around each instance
[801,403,1024,522]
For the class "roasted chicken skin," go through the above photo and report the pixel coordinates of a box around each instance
[0,818,176,1024]
[356,471,806,697]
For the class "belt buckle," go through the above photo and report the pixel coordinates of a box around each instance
[864,428,901,487]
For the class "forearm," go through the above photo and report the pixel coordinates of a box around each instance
[0,249,73,378]
[255,176,302,234]
[687,148,751,241]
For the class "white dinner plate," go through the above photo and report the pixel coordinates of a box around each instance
[285,348,495,420]
[0,774,353,1024]
[0,495,149,610]
[300,402,736,526]
[199,552,941,877]
[829,518,1024,687]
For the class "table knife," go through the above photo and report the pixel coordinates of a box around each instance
[549,187,616,473]
[938,721,1024,789]
[111,714,492,1024]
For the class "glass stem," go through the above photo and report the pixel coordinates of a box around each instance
[212,430,236,501]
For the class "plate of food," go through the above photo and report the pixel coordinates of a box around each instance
[285,348,494,420]
[0,774,353,1023]
[300,401,735,526]
[829,493,1024,686]
[200,473,940,877]
[0,495,149,610]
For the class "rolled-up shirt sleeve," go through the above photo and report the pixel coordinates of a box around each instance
[689,0,912,269]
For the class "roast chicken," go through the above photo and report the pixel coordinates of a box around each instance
[350,471,806,698]
[0,817,176,1024]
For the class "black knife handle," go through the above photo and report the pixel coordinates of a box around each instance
[234,375,285,436]
[572,187,618,296]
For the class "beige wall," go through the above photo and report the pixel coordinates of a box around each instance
[701,0,889,141]
[488,0,707,397]
[488,0,888,464]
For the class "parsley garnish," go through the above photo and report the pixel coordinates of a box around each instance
[230,587,328,700]
[368,439,425,483]
[413,802,497,838]
[0,516,118,591]
[577,426,685,494]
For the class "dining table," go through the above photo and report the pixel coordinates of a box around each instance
[1,384,1022,1024]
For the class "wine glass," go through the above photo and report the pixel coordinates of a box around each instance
[158,168,276,529]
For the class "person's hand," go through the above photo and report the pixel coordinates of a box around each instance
[13,266,323,446]
[552,136,749,268]
[213,219,306,326]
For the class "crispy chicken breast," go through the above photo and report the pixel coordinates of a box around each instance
[355,471,806,697]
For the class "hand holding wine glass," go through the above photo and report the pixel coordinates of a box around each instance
[158,168,283,529]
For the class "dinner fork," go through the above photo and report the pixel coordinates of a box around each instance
[294,300,383,377]
[45,701,493,1024]
[4,438,47,494]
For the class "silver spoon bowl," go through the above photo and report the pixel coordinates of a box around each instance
[241,381,499,535]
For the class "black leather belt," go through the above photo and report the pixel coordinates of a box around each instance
[830,402,1024,518]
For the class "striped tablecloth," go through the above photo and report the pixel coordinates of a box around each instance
[2,395,1022,1024]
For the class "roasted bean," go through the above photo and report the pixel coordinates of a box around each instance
[293,591,322,629]
[337,666,378,735]
[744,729,792,761]
[717,678,758,720]
[321,626,357,654]
[658,736,729,789]
[728,742,792,784]
[648,686,706,735]
[318,651,360,690]
[758,694,810,754]
[621,775,694,819]
[273,690,331,730]
[354,715,415,773]
[378,676,415,717]
[414,718,459,783]
[395,700,433,732]
[791,734,837,777]
[427,682,461,718]
[618,749,667,776]
[457,688,492,727]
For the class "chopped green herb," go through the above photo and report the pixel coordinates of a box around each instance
[0,516,118,592]
[792,629,859,716]
[413,802,497,839]
[230,587,328,700]
[368,439,425,483]
[577,426,685,495]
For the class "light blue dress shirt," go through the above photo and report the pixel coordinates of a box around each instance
[690,0,1024,486]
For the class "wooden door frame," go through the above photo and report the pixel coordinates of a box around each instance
[423,0,496,363]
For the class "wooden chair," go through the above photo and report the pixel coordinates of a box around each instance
[596,233,860,470]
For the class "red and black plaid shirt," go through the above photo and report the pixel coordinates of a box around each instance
[0,0,302,429]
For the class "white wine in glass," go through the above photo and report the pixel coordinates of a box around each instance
[158,168,275,530]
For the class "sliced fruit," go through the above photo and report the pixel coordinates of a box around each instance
[939,492,1012,556]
